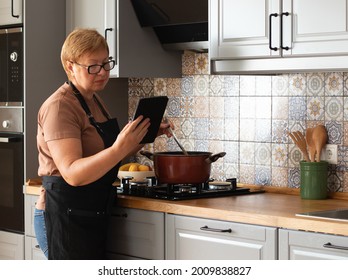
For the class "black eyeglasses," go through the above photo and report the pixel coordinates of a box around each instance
[71,59,116,74]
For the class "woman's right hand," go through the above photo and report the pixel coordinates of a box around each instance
[113,115,150,153]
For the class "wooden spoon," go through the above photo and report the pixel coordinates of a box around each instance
[305,127,316,162]
[312,125,328,162]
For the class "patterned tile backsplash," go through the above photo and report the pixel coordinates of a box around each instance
[128,52,348,193]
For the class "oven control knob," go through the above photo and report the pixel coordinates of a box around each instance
[2,120,10,129]
[10,52,18,62]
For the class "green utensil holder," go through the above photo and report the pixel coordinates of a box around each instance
[300,161,328,200]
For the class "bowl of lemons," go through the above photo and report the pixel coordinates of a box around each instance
[118,162,155,182]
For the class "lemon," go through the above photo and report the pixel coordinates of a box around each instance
[138,164,151,171]
[119,163,132,171]
[128,164,139,171]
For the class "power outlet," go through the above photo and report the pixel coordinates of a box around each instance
[320,144,338,164]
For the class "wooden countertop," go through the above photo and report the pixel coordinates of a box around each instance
[24,184,348,236]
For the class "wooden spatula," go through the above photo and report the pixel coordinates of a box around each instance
[312,125,328,162]
[305,127,316,162]
[288,131,310,162]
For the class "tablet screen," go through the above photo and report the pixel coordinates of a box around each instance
[132,96,169,144]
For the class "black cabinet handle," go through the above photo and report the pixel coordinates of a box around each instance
[35,245,40,249]
[105,28,113,41]
[280,12,290,50]
[200,225,232,233]
[269,13,279,51]
[323,242,348,251]
[11,0,19,18]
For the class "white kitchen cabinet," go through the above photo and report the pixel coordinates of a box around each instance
[210,0,281,59]
[106,207,165,260]
[210,0,348,73]
[166,214,277,260]
[0,230,24,260]
[24,194,46,260]
[66,0,181,78]
[25,236,46,260]
[0,0,22,25]
[24,194,36,237]
[279,229,348,260]
[283,0,348,57]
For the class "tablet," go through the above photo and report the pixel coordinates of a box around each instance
[133,96,169,144]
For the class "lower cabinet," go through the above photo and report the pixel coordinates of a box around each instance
[0,230,24,260]
[25,236,46,260]
[165,214,277,260]
[22,196,348,260]
[279,229,348,260]
[24,194,46,260]
[106,207,165,260]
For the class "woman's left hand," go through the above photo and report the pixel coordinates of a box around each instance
[157,120,173,138]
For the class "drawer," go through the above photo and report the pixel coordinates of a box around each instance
[106,207,165,260]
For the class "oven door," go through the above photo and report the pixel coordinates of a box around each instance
[0,133,24,233]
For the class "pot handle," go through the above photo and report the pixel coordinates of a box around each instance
[140,150,154,161]
[206,152,226,163]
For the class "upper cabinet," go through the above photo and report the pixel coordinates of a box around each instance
[66,0,117,76]
[0,0,23,25]
[283,0,348,57]
[210,0,348,74]
[66,0,182,78]
[210,0,281,59]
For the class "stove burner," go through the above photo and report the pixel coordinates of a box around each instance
[118,177,264,200]
[208,181,233,191]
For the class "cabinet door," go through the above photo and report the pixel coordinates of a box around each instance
[279,229,348,260]
[106,207,165,260]
[0,230,24,260]
[283,0,348,57]
[210,0,281,59]
[66,0,117,77]
[24,236,46,260]
[0,0,22,25]
[24,194,37,237]
[166,214,277,260]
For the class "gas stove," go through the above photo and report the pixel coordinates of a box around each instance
[117,177,264,200]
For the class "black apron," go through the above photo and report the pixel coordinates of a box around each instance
[43,82,120,260]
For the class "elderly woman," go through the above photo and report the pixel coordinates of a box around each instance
[34,28,170,260]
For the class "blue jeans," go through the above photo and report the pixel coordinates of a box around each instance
[34,208,48,259]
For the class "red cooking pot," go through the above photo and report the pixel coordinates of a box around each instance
[140,151,226,184]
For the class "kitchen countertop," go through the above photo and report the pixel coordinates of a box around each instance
[24,184,348,236]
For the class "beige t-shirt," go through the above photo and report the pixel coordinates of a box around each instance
[37,82,110,177]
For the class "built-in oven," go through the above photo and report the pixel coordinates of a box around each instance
[0,107,24,233]
[0,26,24,233]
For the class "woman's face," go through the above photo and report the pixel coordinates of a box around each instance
[69,48,110,96]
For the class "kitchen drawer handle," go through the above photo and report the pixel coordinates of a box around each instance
[35,245,40,249]
[200,226,232,233]
[323,242,348,251]
[269,13,279,51]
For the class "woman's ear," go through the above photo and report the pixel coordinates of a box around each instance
[66,61,74,76]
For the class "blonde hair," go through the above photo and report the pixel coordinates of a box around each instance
[61,28,109,79]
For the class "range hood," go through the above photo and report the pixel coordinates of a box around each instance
[130,0,208,51]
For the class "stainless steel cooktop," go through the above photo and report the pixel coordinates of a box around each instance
[296,209,348,222]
